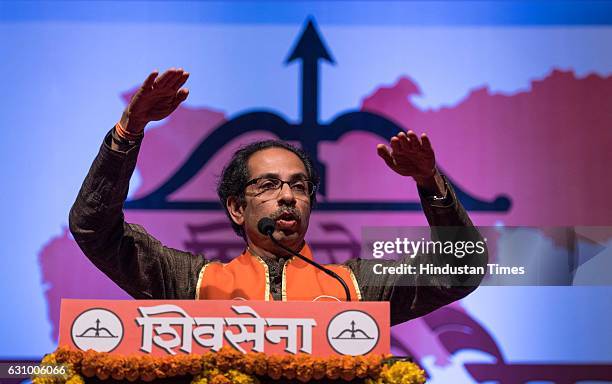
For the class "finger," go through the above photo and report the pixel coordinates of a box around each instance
[142,70,158,90]
[397,132,410,151]
[377,144,395,168]
[421,134,433,151]
[390,136,401,155]
[154,68,177,88]
[162,69,182,89]
[176,88,189,102]
[167,89,190,112]
[163,68,184,89]
[147,89,188,117]
[406,130,421,150]
[170,71,189,91]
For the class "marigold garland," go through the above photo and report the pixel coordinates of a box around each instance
[32,347,425,384]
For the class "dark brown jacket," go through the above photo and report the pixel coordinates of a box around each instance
[69,131,486,326]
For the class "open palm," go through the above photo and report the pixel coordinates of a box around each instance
[120,68,190,135]
[377,130,436,181]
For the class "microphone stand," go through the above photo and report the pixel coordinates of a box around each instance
[264,232,352,302]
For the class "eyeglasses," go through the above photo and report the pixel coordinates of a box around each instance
[244,177,316,198]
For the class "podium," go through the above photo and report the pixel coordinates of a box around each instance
[33,299,425,383]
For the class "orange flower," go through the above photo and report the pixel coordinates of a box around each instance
[340,356,357,381]
[95,354,115,381]
[181,354,203,375]
[200,351,216,372]
[214,347,244,371]
[39,347,423,383]
[210,373,232,384]
[67,350,84,371]
[294,355,314,383]
[53,347,73,364]
[266,355,283,380]
[353,355,369,378]
[80,350,100,378]
[325,356,342,380]
[153,357,170,379]
[138,355,159,382]
[123,355,142,381]
[242,352,267,376]
[108,355,128,380]
[140,371,157,382]
[281,355,297,380]
[253,352,268,376]
[312,357,327,380]
[366,354,384,377]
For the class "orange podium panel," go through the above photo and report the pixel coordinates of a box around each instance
[58,299,390,357]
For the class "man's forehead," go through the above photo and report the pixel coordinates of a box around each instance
[247,147,307,178]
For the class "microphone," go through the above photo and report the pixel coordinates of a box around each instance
[257,217,352,301]
[257,217,276,237]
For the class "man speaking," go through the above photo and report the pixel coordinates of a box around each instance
[69,68,486,326]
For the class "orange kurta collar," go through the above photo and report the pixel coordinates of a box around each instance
[196,243,361,302]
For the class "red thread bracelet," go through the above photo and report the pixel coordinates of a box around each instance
[115,121,144,141]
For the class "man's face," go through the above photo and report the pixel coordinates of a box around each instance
[239,147,312,252]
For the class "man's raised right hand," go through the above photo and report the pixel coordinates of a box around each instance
[118,68,190,137]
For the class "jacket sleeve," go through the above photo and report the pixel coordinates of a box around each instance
[68,130,206,299]
[345,175,488,326]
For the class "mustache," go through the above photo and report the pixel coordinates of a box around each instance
[270,207,301,221]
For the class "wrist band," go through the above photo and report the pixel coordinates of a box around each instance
[113,123,143,147]
[115,121,144,141]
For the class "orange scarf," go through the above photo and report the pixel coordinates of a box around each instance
[196,244,361,301]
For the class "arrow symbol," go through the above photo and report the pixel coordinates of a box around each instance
[286,17,335,128]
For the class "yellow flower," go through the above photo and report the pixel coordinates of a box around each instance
[366,361,426,384]
[65,375,85,384]
[191,372,209,384]
[226,369,258,384]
